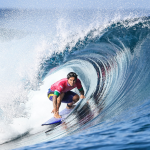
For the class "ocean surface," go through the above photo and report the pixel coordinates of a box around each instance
[0,8,150,150]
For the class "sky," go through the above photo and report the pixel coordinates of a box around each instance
[0,0,150,9]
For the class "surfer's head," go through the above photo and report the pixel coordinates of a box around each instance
[67,72,78,86]
[67,72,78,80]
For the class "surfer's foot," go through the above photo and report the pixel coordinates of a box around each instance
[54,112,61,118]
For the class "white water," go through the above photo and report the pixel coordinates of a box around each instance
[0,66,72,144]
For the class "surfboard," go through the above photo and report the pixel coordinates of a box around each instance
[42,108,73,126]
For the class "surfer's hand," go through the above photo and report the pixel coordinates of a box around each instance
[51,109,55,113]
[51,108,58,114]
[80,95,85,99]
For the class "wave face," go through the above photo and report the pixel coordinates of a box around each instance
[40,15,150,139]
[0,9,150,150]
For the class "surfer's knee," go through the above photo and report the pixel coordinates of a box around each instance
[72,94,79,102]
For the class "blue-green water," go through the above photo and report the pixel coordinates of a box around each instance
[0,9,150,150]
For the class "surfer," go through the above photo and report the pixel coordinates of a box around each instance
[47,72,85,118]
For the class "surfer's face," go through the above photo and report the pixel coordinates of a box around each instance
[68,77,76,86]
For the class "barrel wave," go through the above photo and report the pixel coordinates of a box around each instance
[0,9,150,150]
[40,16,150,141]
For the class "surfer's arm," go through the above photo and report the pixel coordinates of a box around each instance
[52,94,62,118]
[53,90,61,112]
[79,88,85,99]
[52,94,58,113]
[77,79,85,98]
[52,91,64,118]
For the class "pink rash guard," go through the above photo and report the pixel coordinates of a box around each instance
[50,78,83,96]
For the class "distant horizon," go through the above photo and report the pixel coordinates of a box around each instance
[0,0,150,10]
[0,7,150,11]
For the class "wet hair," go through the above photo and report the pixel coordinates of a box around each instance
[67,72,78,80]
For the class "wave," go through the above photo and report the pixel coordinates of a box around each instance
[40,15,150,139]
[1,11,150,148]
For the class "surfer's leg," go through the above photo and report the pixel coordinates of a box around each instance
[72,94,80,103]
[60,91,79,109]
[67,94,79,109]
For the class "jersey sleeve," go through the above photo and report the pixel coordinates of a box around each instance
[76,79,83,91]
[54,83,64,96]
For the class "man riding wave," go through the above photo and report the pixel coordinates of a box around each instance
[47,72,85,118]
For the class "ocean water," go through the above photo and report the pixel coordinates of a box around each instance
[0,8,150,150]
